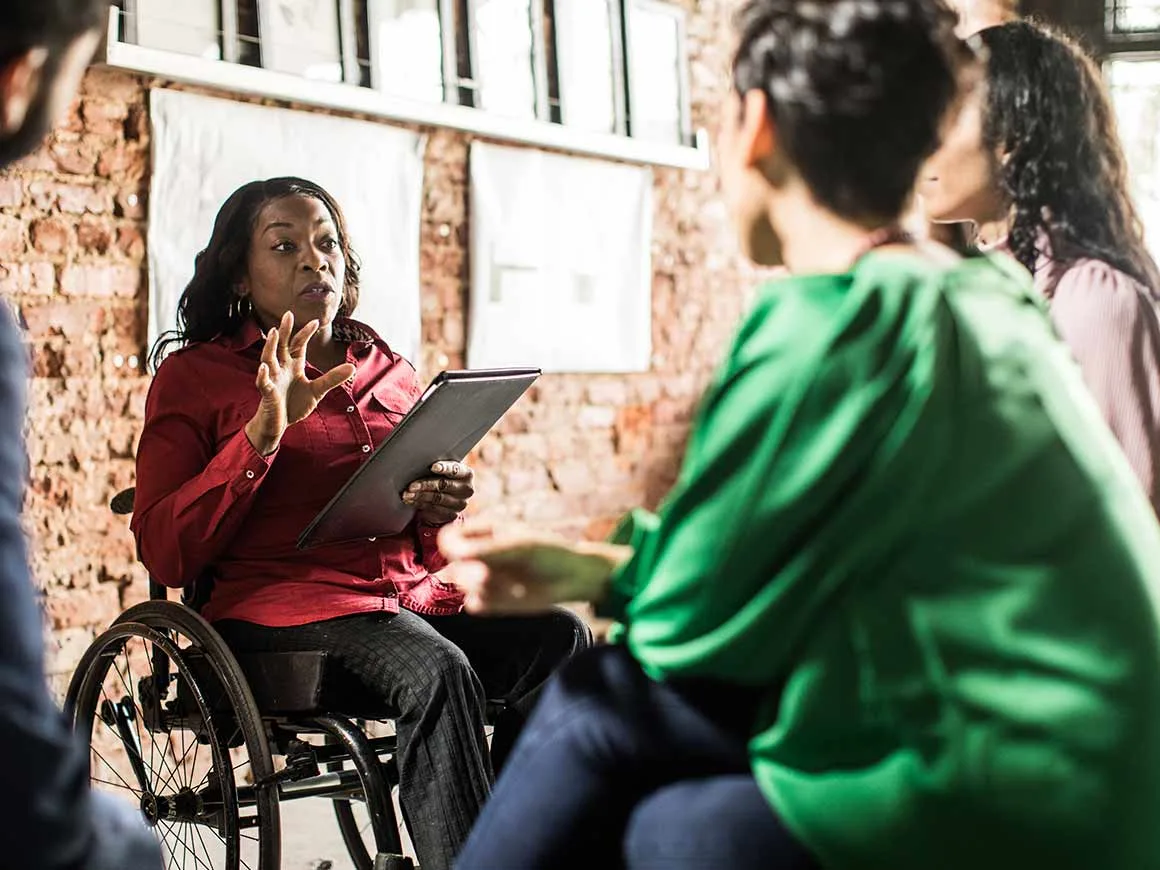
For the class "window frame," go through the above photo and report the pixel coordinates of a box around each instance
[457,0,551,119]
[549,0,628,136]
[121,0,230,61]
[363,0,455,100]
[622,0,693,147]
[107,0,709,169]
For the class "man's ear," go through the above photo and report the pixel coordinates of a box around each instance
[739,88,776,168]
[0,47,48,135]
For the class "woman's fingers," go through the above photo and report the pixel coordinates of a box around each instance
[260,326,280,373]
[430,461,473,481]
[310,362,357,399]
[255,362,276,395]
[436,523,484,562]
[438,559,516,613]
[277,311,294,365]
[406,476,474,498]
[288,318,320,362]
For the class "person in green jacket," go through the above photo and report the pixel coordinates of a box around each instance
[441,0,1160,867]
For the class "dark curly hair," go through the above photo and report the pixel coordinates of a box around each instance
[732,0,967,222]
[149,177,362,371]
[980,20,1159,289]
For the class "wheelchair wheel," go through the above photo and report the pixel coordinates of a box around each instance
[66,601,280,870]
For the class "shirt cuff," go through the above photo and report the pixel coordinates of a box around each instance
[223,429,277,493]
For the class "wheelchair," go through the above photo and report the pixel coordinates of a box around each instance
[64,486,495,870]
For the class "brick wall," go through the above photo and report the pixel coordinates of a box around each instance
[0,0,759,683]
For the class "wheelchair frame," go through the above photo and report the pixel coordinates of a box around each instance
[65,487,418,870]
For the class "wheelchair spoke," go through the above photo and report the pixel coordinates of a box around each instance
[100,641,181,795]
[90,775,142,794]
[88,745,143,796]
[91,694,160,793]
[169,723,203,793]
[178,825,212,870]
[118,641,156,783]
[142,639,184,788]
[189,821,219,870]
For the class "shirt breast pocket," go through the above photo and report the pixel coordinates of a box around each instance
[366,388,414,444]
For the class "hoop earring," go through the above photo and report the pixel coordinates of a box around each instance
[230,294,252,322]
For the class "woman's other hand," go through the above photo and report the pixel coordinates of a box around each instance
[244,311,355,455]
[404,461,475,526]
[438,521,630,614]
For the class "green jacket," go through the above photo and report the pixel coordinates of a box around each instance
[603,252,1160,868]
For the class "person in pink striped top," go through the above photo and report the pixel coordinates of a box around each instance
[921,20,1160,512]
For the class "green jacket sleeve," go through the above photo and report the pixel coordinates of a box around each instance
[621,273,952,686]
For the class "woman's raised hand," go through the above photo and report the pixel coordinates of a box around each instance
[244,311,356,455]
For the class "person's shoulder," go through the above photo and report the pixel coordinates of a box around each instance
[151,339,225,381]
[737,271,850,365]
[1049,257,1154,314]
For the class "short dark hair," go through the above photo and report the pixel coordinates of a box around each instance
[0,0,109,62]
[732,0,965,222]
[149,177,363,371]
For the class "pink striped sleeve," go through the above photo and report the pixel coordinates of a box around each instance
[1047,260,1160,512]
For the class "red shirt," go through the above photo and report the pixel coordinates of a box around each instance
[131,317,465,626]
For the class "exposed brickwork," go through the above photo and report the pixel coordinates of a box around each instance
[0,0,760,677]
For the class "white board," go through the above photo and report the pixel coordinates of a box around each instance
[148,89,425,360]
[468,142,653,373]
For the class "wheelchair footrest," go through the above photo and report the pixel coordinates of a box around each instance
[373,854,415,870]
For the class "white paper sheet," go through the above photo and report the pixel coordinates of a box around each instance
[468,142,653,373]
[148,89,425,361]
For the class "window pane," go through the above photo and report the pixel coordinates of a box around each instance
[1107,59,1160,261]
[555,0,618,134]
[628,2,683,144]
[130,0,221,60]
[369,0,445,102]
[1107,0,1160,34]
[474,0,537,119]
[259,0,345,82]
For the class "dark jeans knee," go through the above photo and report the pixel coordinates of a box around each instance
[623,777,818,870]
[400,635,485,720]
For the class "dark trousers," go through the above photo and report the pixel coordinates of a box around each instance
[214,608,590,870]
[455,644,819,870]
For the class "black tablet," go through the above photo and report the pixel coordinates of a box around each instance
[296,367,540,549]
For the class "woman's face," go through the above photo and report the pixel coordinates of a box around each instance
[919,86,1004,225]
[239,194,346,331]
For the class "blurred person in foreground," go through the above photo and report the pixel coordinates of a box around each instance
[0,2,162,868]
[440,1,1160,868]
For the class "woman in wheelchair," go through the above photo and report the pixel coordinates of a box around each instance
[130,176,589,870]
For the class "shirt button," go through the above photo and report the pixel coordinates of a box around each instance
[423,531,433,538]
[347,405,356,413]
[368,537,377,542]
[361,444,371,453]
[245,470,255,479]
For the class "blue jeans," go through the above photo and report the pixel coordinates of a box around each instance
[455,644,818,870]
